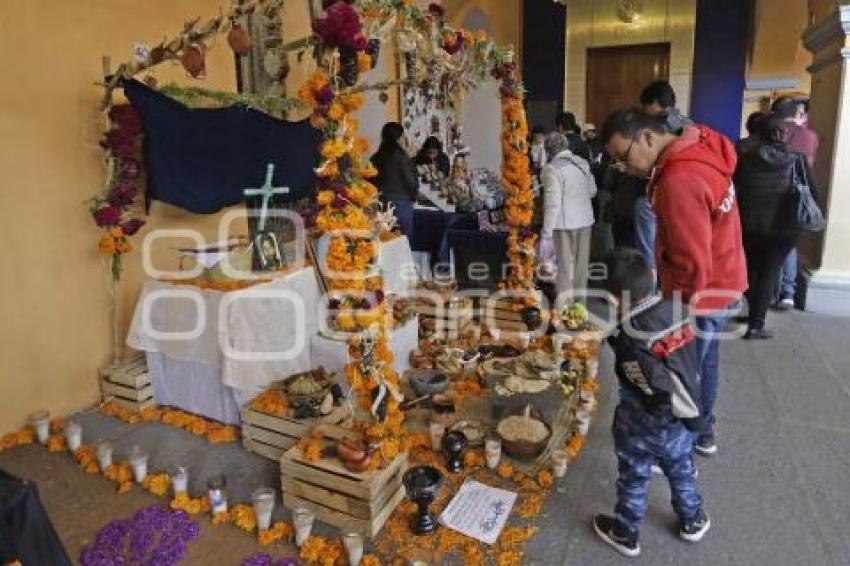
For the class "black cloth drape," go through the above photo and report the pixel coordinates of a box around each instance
[123,79,321,214]
[0,469,71,565]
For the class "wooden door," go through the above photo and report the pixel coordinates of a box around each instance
[585,43,671,129]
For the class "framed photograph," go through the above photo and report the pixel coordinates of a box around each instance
[254,231,284,271]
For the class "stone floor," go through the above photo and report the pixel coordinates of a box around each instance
[2,297,849,565]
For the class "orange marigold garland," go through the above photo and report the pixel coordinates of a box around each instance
[300,58,406,470]
[493,59,537,295]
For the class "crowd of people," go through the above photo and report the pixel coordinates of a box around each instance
[366,83,823,558]
[532,81,822,557]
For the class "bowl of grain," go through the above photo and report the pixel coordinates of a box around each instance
[496,406,552,460]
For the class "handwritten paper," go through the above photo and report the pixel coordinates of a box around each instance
[439,480,517,545]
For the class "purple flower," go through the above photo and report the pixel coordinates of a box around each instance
[118,158,141,180]
[120,218,146,236]
[107,182,138,207]
[93,205,122,227]
[80,506,199,566]
[316,85,336,106]
[108,105,143,135]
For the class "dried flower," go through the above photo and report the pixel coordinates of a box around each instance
[93,205,123,227]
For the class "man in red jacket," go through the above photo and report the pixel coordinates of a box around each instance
[601,108,748,456]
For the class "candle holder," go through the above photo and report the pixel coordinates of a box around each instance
[440,430,467,473]
[402,465,443,535]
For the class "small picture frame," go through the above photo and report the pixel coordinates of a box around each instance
[488,207,506,225]
[254,231,284,271]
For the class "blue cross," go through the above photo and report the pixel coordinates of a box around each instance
[243,164,290,232]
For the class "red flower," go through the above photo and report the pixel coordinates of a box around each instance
[107,182,138,207]
[119,158,141,180]
[120,218,146,236]
[312,2,365,49]
[93,205,123,227]
[108,105,143,135]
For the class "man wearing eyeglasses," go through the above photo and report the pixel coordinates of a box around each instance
[600,108,747,458]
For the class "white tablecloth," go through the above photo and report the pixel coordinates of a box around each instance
[314,235,418,295]
[310,317,418,376]
[127,267,321,417]
[146,353,244,425]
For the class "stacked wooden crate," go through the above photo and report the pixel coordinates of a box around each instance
[280,431,408,538]
[99,354,155,411]
[241,405,350,461]
[416,296,475,339]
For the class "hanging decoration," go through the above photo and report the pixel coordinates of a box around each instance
[89,104,146,281]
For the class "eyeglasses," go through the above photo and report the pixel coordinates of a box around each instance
[615,137,637,165]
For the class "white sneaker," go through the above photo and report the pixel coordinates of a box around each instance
[777,297,794,311]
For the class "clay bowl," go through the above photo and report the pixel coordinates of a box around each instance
[496,409,552,460]
[408,369,450,397]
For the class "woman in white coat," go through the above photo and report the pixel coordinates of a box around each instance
[540,132,597,297]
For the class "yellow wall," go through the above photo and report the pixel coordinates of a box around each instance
[443,0,522,48]
[0,0,318,433]
[563,0,697,123]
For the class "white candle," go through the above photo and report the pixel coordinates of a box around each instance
[428,421,445,452]
[342,531,364,566]
[293,507,315,547]
[552,449,569,478]
[95,440,113,470]
[64,421,82,452]
[29,411,50,444]
[585,358,599,379]
[252,487,276,532]
[484,438,502,469]
[128,446,148,483]
[172,467,189,494]
[575,411,590,436]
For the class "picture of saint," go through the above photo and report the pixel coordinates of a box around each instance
[254,231,283,271]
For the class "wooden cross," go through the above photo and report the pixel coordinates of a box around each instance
[243,163,289,232]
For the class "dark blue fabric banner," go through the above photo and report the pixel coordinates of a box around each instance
[123,79,321,214]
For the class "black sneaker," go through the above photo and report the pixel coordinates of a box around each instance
[593,515,640,557]
[694,435,717,457]
[743,328,774,340]
[680,509,711,542]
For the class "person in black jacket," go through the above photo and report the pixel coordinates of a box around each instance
[593,248,709,558]
[734,113,817,339]
[371,122,419,237]
[414,136,451,179]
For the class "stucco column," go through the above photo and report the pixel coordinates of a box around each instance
[801,5,850,280]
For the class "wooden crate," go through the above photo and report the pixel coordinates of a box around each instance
[416,299,475,339]
[99,355,155,411]
[280,437,408,538]
[479,297,540,333]
[241,406,350,461]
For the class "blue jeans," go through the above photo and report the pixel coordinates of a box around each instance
[694,305,736,439]
[386,197,414,240]
[778,247,797,300]
[613,402,702,533]
[633,196,657,271]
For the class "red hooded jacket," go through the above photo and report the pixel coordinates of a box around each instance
[648,125,748,313]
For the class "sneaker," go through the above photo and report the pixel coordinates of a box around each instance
[743,328,774,340]
[680,509,711,542]
[694,435,717,457]
[776,297,794,311]
[651,464,663,475]
[593,515,640,557]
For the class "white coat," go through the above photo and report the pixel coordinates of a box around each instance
[540,149,597,237]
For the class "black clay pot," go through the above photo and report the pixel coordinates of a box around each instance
[441,430,468,473]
